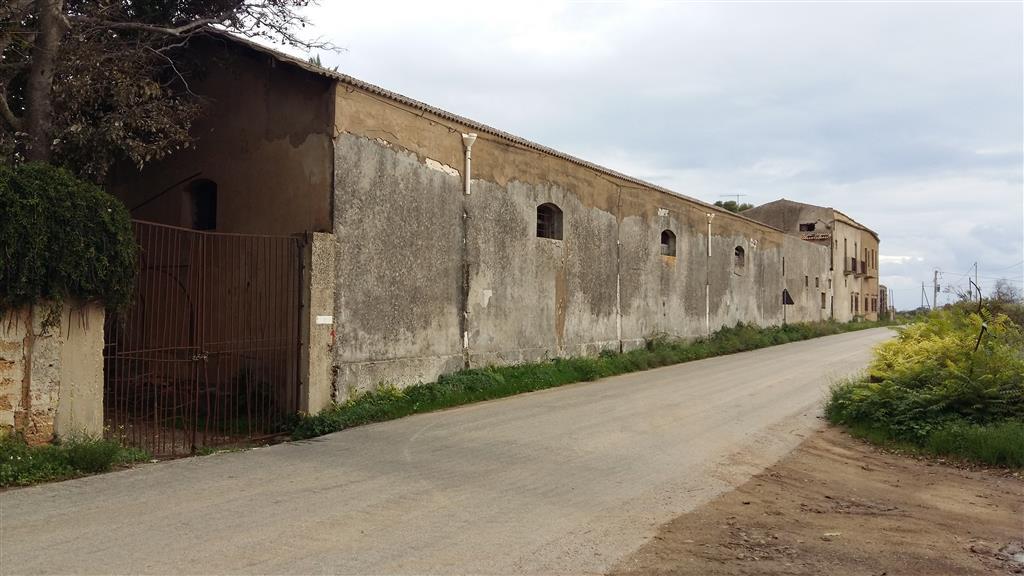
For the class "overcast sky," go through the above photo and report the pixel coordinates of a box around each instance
[281,1,1023,309]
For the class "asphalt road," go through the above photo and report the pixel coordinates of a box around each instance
[1,328,893,575]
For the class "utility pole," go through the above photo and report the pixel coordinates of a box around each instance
[921,282,930,309]
[933,269,939,310]
[718,193,748,205]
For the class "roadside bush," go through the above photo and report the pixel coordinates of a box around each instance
[0,162,135,313]
[826,308,1024,467]
[292,318,887,440]
[0,434,149,487]
[62,437,125,473]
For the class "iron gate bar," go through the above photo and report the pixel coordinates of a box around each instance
[103,220,304,456]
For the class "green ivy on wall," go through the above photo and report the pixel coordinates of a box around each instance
[1,163,136,313]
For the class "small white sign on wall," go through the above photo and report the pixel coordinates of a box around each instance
[315,315,334,325]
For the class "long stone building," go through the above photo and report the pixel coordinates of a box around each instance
[108,33,877,410]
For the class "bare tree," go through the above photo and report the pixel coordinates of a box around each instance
[991,278,1023,304]
[1,0,331,180]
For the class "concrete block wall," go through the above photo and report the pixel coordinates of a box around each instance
[0,302,104,444]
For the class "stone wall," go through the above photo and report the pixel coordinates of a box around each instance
[0,302,104,444]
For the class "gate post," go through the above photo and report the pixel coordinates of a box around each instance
[1,300,104,444]
[299,232,336,415]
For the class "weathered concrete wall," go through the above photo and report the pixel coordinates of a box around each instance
[332,134,465,391]
[0,302,104,444]
[467,178,620,364]
[108,38,334,235]
[330,86,836,395]
[783,235,832,323]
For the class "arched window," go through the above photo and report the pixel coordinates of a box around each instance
[734,246,745,269]
[660,230,676,256]
[536,203,563,240]
[188,179,217,231]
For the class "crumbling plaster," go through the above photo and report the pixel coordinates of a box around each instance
[329,86,833,396]
[0,302,104,444]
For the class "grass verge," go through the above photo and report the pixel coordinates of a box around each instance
[293,319,887,440]
[0,434,150,488]
[926,420,1024,467]
[836,418,1024,468]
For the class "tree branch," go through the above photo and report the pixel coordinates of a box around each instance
[68,15,227,37]
[145,46,196,97]
[0,0,34,22]
[0,88,22,131]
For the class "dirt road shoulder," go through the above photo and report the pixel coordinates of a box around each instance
[612,426,1024,575]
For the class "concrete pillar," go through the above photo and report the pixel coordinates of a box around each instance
[299,232,336,415]
[55,303,104,438]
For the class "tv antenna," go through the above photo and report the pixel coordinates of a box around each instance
[719,194,748,204]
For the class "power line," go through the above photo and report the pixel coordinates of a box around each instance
[936,273,1022,283]
[936,271,1023,282]
[988,260,1024,271]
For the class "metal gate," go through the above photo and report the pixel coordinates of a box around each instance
[103,221,303,455]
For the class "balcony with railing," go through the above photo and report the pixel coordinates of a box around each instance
[844,257,856,276]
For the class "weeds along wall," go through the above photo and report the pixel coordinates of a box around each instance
[330,84,832,395]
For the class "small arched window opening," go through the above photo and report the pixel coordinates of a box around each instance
[734,246,745,269]
[536,203,563,240]
[660,230,676,256]
[188,178,217,231]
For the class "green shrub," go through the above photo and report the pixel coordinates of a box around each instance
[0,162,135,313]
[62,437,124,473]
[829,309,1024,437]
[0,437,73,486]
[292,318,887,440]
[827,308,1024,467]
[0,435,149,487]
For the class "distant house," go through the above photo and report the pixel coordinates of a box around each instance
[743,199,881,321]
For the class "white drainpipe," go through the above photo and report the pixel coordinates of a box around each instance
[460,133,477,365]
[461,133,477,195]
[705,213,715,338]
